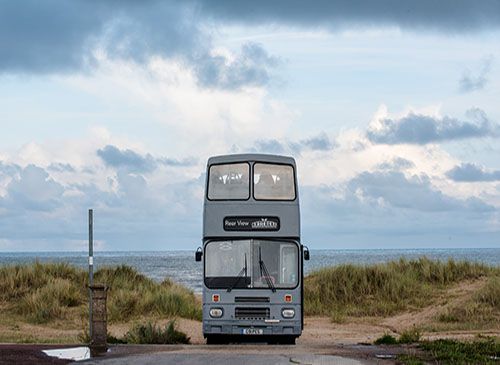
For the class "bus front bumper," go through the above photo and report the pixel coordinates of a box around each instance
[203,319,302,337]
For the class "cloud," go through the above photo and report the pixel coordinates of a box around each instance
[48,163,75,173]
[0,1,199,74]
[349,170,493,213]
[0,2,279,90]
[251,132,336,155]
[459,56,493,93]
[446,162,500,182]
[0,159,204,251]
[3,164,64,211]
[194,0,500,33]
[97,145,157,173]
[366,108,500,145]
[0,161,21,176]
[97,145,197,173]
[158,157,198,167]
[300,169,496,245]
[3,1,499,86]
[195,42,280,90]
[253,139,286,154]
[378,157,415,170]
[299,132,336,152]
[1,132,500,251]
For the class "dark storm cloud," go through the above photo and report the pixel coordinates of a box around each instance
[4,1,499,86]
[446,163,500,182]
[0,1,199,73]
[366,109,500,145]
[0,1,278,90]
[194,0,500,32]
[459,56,493,93]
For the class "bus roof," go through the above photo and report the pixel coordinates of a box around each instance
[207,153,296,166]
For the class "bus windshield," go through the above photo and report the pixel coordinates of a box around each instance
[254,163,295,200]
[205,239,298,289]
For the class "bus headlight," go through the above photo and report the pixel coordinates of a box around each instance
[209,308,223,318]
[282,309,295,318]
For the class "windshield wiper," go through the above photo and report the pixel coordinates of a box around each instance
[227,253,248,292]
[259,247,276,293]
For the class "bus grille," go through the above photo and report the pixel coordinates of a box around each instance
[235,307,270,320]
[235,297,270,303]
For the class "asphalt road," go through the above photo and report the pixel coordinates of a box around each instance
[85,353,373,364]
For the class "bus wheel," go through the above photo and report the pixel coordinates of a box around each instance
[206,335,228,345]
[279,336,296,345]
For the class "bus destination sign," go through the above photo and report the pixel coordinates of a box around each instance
[224,216,280,231]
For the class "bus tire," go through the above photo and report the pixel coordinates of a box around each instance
[279,335,296,345]
[206,335,228,345]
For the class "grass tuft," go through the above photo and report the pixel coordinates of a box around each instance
[374,328,421,345]
[398,327,421,344]
[374,333,398,345]
[123,320,190,344]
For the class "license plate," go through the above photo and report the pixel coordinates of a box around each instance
[242,328,263,335]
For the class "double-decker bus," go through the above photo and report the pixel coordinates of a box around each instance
[195,154,309,344]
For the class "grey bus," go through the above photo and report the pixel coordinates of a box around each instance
[195,154,309,344]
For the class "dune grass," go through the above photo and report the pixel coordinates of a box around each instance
[434,276,500,330]
[304,257,499,320]
[0,261,201,326]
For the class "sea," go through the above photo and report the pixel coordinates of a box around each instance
[1,249,499,294]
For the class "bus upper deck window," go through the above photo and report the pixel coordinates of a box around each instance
[208,163,250,200]
[254,163,296,200]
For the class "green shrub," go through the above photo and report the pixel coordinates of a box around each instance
[123,320,190,344]
[374,333,398,345]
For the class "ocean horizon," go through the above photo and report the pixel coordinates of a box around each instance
[1,248,499,293]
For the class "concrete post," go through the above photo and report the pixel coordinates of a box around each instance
[89,284,108,355]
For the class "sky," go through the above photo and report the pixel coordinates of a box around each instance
[1,0,499,252]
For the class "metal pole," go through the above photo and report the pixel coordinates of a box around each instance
[89,209,93,339]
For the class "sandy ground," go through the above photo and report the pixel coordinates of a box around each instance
[146,278,500,346]
[1,278,499,364]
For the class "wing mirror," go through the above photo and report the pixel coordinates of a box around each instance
[195,247,203,262]
[303,245,310,261]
